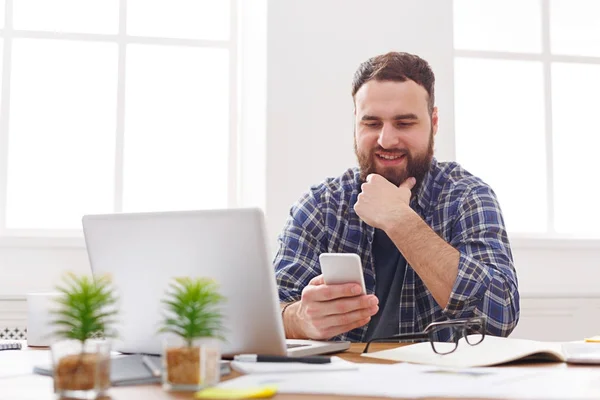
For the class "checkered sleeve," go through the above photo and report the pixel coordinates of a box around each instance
[444,185,520,337]
[273,191,328,303]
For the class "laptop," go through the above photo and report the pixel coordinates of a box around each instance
[82,208,349,357]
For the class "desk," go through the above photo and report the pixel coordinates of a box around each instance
[0,343,593,400]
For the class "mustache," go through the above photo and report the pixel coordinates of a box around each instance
[371,147,410,156]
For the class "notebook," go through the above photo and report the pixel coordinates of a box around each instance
[34,354,231,386]
[362,335,600,368]
[0,342,22,351]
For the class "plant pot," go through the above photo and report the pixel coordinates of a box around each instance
[162,337,221,391]
[51,339,111,399]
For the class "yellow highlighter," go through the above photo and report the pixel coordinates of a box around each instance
[585,336,600,343]
[195,385,278,399]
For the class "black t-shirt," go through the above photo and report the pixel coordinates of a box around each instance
[364,228,406,341]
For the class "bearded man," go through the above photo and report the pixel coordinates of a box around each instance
[274,52,519,342]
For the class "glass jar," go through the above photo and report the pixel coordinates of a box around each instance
[50,339,111,399]
[162,336,221,391]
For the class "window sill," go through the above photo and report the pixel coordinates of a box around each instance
[510,235,600,250]
[1,234,600,250]
[0,236,85,249]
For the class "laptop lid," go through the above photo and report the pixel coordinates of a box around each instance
[82,208,287,357]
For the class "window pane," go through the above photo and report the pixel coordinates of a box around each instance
[552,63,600,236]
[0,41,3,105]
[127,0,229,40]
[454,58,547,234]
[454,0,542,53]
[13,0,118,34]
[550,0,600,57]
[123,45,229,212]
[0,0,5,29]
[6,39,118,229]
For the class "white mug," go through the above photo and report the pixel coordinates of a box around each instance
[26,292,62,347]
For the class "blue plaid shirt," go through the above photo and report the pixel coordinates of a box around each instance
[274,158,520,342]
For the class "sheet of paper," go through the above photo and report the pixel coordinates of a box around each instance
[0,374,54,400]
[362,335,565,367]
[231,356,358,374]
[218,362,600,399]
[0,348,52,379]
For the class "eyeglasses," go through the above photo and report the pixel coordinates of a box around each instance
[362,316,486,354]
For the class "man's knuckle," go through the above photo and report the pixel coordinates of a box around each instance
[300,288,313,301]
[335,301,347,314]
[339,313,350,326]
[312,318,325,330]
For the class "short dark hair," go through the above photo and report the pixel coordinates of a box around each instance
[352,52,435,114]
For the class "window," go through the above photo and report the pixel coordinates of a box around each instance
[0,0,237,236]
[453,0,600,238]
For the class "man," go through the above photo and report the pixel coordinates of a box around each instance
[274,52,519,342]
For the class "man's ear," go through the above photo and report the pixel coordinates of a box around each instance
[431,107,439,136]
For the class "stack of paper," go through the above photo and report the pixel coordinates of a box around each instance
[231,356,358,374]
[219,362,600,399]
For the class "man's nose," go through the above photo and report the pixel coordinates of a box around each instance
[377,124,400,149]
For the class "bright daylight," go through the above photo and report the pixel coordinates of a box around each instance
[1,1,600,399]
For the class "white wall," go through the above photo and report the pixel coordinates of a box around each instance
[265,0,455,248]
[0,242,90,296]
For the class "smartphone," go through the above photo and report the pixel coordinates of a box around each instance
[318,253,367,295]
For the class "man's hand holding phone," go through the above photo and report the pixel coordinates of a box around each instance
[283,253,379,340]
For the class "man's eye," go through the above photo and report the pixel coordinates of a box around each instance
[396,122,415,128]
[364,122,380,128]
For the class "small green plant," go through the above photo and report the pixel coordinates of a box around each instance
[159,277,226,347]
[51,272,119,344]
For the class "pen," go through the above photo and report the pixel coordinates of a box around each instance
[233,354,331,364]
[142,355,162,377]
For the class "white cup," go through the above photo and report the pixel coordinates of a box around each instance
[26,292,62,347]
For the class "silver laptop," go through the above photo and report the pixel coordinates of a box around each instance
[82,208,349,357]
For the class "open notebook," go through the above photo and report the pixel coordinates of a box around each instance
[362,335,600,368]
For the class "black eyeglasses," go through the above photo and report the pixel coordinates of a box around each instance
[362,316,486,354]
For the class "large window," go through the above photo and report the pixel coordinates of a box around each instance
[0,0,237,236]
[454,0,600,238]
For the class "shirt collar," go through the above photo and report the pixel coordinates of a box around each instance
[411,157,437,214]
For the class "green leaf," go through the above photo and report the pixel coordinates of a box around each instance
[49,273,119,344]
[158,277,226,344]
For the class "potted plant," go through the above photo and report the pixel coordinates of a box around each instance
[50,272,118,399]
[159,277,226,391]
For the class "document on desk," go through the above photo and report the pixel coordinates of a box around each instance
[219,363,600,399]
[362,335,568,367]
[231,356,358,374]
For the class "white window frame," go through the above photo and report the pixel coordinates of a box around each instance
[454,0,600,249]
[0,0,242,248]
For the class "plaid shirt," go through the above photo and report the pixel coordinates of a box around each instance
[274,158,520,342]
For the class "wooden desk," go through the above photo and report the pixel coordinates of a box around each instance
[0,343,591,400]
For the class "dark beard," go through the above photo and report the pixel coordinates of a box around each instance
[355,131,434,191]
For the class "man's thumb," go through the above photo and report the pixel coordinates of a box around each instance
[399,177,416,190]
